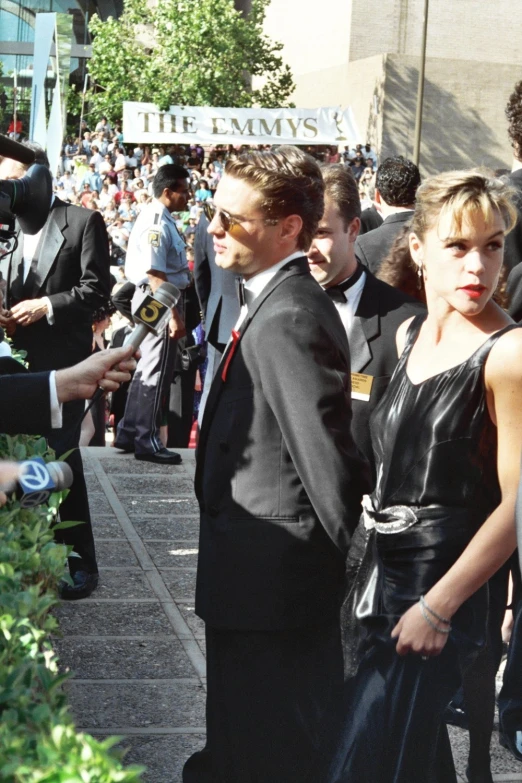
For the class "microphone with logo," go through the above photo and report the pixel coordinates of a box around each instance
[82,281,181,419]
[124,281,181,351]
[0,457,73,508]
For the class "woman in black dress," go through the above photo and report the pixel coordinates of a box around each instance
[330,170,522,783]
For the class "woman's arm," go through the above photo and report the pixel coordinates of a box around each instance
[395,316,415,358]
[392,327,522,657]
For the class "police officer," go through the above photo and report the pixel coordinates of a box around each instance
[114,164,191,464]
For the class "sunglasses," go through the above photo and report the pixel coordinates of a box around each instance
[203,201,278,232]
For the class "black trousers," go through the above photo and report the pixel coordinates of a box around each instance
[49,399,97,574]
[183,623,344,783]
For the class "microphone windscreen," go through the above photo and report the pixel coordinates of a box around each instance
[45,461,74,492]
[154,282,181,308]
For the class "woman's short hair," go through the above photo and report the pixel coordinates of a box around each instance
[225,145,324,250]
[411,169,518,241]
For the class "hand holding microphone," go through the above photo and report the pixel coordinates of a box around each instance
[77,282,181,419]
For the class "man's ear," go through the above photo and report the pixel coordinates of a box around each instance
[279,214,303,243]
[348,217,361,243]
[374,189,382,205]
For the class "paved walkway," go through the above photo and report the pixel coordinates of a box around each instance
[53,446,522,783]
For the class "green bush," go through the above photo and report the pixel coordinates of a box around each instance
[0,433,144,782]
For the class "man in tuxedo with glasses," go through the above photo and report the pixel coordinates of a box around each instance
[183,146,370,783]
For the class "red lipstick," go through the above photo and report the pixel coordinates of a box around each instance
[460,285,486,300]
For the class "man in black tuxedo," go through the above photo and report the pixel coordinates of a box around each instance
[355,155,420,275]
[0,147,111,599]
[309,165,425,475]
[183,147,370,783]
[193,212,240,421]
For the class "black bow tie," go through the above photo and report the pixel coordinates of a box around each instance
[237,278,255,309]
[325,264,364,303]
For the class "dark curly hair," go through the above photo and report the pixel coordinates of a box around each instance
[506,80,522,158]
[376,156,420,207]
[92,303,116,324]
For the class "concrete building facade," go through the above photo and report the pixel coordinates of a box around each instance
[262,0,522,173]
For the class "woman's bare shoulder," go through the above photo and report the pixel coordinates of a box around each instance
[486,325,522,386]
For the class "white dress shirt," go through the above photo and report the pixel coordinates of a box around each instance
[234,251,304,331]
[49,370,62,428]
[21,195,55,323]
[328,270,366,336]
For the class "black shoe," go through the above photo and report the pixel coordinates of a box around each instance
[135,448,182,465]
[58,570,99,600]
[444,702,469,730]
[466,764,493,783]
[499,730,522,761]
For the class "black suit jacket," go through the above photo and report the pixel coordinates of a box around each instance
[360,205,383,235]
[355,210,414,275]
[195,257,371,631]
[507,263,522,322]
[0,371,52,434]
[504,169,522,273]
[193,215,240,348]
[1,199,110,371]
[348,272,426,478]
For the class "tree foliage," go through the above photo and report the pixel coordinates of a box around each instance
[80,0,295,123]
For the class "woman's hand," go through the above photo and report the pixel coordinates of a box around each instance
[391,602,450,658]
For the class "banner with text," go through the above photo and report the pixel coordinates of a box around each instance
[123,103,360,146]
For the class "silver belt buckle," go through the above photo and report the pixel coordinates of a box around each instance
[362,495,419,534]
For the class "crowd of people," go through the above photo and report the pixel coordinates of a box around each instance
[49,122,380,450]
[54,126,378,272]
[3,81,522,782]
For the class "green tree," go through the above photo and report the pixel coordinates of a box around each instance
[80,0,294,123]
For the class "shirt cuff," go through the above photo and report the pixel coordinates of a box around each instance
[43,297,55,325]
[49,371,63,429]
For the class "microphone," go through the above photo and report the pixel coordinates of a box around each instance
[0,134,37,166]
[0,457,74,508]
[124,281,181,351]
[81,281,181,420]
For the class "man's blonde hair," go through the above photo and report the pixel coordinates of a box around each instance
[225,145,324,250]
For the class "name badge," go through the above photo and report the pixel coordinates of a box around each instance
[351,372,373,401]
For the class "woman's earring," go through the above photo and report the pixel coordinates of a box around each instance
[417,264,423,290]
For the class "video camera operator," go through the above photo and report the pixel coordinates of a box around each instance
[0,138,111,599]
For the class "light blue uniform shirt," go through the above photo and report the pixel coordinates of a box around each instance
[124,199,191,290]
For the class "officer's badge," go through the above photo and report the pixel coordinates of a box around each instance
[148,229,161,248]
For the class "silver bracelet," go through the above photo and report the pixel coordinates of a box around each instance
[420,595,451,625]
[419,603,451,634]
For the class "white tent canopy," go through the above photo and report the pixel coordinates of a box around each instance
[123,102,360,146]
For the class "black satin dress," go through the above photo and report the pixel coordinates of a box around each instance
[330,315,520,783]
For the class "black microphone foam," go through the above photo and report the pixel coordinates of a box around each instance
[0,135,36,166]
